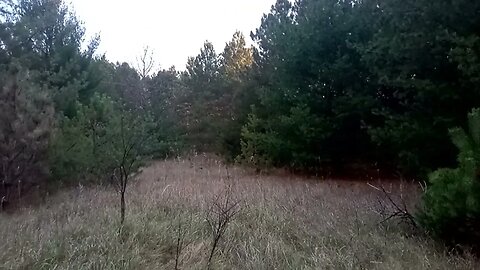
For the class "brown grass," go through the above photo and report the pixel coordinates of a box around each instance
[0,154,478,269]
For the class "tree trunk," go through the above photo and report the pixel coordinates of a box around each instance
[120,190,126,225]
[17,179,21,202]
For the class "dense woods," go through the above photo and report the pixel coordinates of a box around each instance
[1,0,480,255]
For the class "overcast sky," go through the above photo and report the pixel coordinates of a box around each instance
[68,0,275,70]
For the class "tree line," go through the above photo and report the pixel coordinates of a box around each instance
[0,0,479,249]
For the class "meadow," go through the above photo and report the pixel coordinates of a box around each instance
[0,155,478,269]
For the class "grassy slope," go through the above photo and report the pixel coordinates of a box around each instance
[0,156,478,269]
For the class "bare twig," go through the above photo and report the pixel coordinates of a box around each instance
[172,214,193,270]
[368,182,417,228]
[205,177,240,269]
[136,46,156,79]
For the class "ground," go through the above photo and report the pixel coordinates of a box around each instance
[0,155,478,269]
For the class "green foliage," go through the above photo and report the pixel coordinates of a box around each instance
[238,105,326,169]
[49,90,164,184]
[185,41,221,94]
[0,65,54,200]
[217,32,255,158]
[239,0,376,170]
[181,35,255,155]
[221,31,253,82]
[360,0,480,173]
[419,109,480,247]
[48,94,117,182]
[146,68,186,157]
[235,0,480,174]
[3,0,480,190]
[0,0,100,116]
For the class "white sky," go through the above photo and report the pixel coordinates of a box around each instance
[68,0,275,70]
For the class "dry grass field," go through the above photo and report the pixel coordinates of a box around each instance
[0,155,478,269]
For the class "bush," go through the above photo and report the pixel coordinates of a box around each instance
[48,94,116,183]
[419,108,480,248]
[49,93,169,185]
[237,105,333,170]
[237,105,328,170]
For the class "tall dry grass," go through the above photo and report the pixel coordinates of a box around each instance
[0,155,478,269]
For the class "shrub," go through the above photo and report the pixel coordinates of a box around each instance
[418,108,480,248]
[237,105,326,170]
[48,94,116,183]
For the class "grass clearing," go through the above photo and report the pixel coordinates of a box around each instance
[0,156,478,269]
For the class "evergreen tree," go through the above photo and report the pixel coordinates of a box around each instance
[222,31,253,82]
[183,41,223,151]
[360,0,480,173]
[419,108,480,248]
[218,31,255,157]
[0,0,100,116]
[0,65,53,204]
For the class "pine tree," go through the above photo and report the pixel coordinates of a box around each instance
[0,66,53,206]
[419,108,480,248]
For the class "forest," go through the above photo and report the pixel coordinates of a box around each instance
[1,0,480,269]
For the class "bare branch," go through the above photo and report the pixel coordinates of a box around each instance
[136,46,156,79]
[369,182,417,228]
[205,180,240,269]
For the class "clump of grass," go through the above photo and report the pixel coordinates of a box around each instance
[0,156,478,269]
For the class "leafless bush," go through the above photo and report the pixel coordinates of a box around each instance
[172,214,193,270]
[368,182,417,229]
[205,175,240,269]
